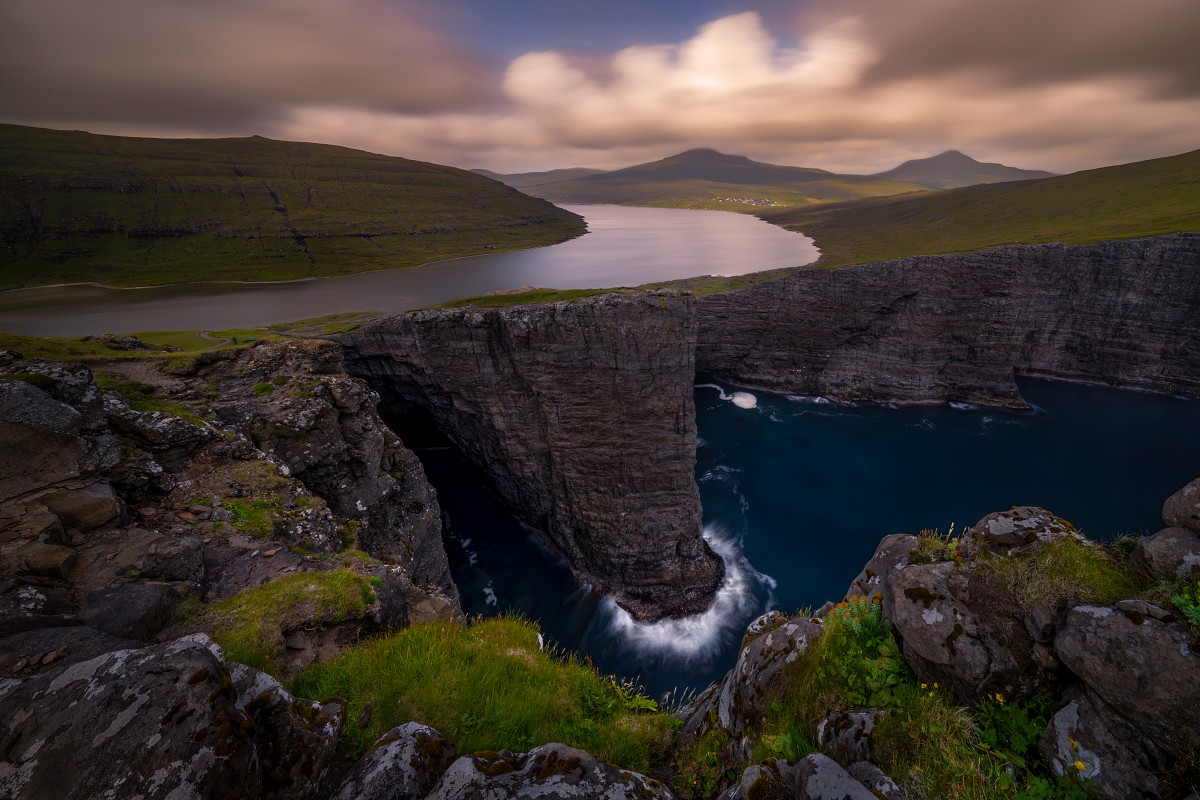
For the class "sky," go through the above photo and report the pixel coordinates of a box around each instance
[2,0,1197,175]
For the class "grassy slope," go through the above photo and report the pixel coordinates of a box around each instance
[764,148,1200,268]
[0,125,585,290]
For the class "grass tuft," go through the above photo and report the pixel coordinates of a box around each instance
[288,615,676,770]
[974,537,1146,612]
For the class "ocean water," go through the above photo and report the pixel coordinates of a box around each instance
[421,378,1200,699]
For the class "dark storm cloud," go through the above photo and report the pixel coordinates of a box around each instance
[848,0,1200,98]
[0,0,496,131]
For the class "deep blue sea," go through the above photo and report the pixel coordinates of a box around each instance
[421,378,1200,699]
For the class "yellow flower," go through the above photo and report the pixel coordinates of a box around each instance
[1073,760,1086,772]
[1068,737,1078,749]
[921,683,928,689]
[994,693,1005,705]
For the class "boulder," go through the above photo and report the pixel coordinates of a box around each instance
[1039,690,1167,800]
[0,635,262,800]
[71,526,204,593]
[0,577,77,635]
[331,722,456,800]
[41,482,123,532]
[424,743,672,799]
[793,753,877,800]
[887,561,1057,703]
[959,506,1087,559]
[816,709,887,765]
[718,758,795,800]
[1163,478,1200,535]
[1129,526,1200,580]
[716,615,823,759]
[844,534,918,606]
[81,582,180,641]
[1054,603,1200,756]
[846,761,907,800]
[229,661,345,800]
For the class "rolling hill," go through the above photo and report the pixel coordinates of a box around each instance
[870,150,1056,189]
[0,125,585,290]
[472,167,607,189]
[763,147,1200,269]
[515,148,928,210]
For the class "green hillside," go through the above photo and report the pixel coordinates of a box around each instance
[524,148,927,211]
[0,125,585,290]
[473,167,607,188]
[766,148,1200,268]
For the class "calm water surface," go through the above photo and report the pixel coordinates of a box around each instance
[428,378,1200,699]
[0,205,816,336]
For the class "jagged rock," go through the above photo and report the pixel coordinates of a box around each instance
[330,722,456,800]
[1039,690,1167,800]
[229,661,345,800]
[1130,526,1200,579]
[1055,603,1200,757]
[959,506,1086,559]
[203,340,456,600]
[846,761,907,800]
[7,541,76,580]
[342,292,721,620]
[697,234,1200,405]
[716,616,823,759]
[104,446,176,499]
[0,625,140,679]
[425,743,672,799]
[1163,478,1200,535]
[0,578,77,635]
[0,380,117,502]
[81,582,180,640]
[201,535,311,601]
[845,534,918,605]
[103,394,211,466]
[718,758,795,800]
[0,635,263,800]
[793,753,877,800]
[817,709,887,765]
[887,561,1057,703]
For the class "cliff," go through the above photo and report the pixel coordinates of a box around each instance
[697,233,1200,406]
[340,291,723,620]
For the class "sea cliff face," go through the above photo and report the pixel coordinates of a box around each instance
[341,291,723,620]
[697,233,1200,405]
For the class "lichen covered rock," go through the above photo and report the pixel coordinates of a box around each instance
[331,722,456,800]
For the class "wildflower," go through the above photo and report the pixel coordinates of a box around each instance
[1068,737,1078,749]
[994,692,1005,705]
[1074,760,1086,772]
[921,683,928,689]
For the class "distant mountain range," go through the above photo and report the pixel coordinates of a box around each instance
[474,148,1055,210]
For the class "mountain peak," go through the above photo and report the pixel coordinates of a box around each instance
[873,150,1054,189]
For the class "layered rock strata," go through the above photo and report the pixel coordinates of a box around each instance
[341,291,723,620]
[697,233,1200,405]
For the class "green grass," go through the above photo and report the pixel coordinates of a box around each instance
[94,371,208,424]
[289,615,676,770]
[974,537,1146,612]
[762,148,1200,269]
[202,570,378,674]
[0,124,585,290]
[0,328,284,361]
[437,287,623,309]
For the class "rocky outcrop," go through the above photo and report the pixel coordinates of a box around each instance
[697,233,1200,405]
[0,634,343,800]
[1163,477,1200,535]
[192,338,455,599]
[331,722,457,800]
[425,743,673,799]
[341,292,722,620]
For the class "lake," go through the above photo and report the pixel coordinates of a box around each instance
[0,205,817,336]
[425,378,1200,700]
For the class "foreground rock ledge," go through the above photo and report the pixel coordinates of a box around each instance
[341,291,723,620]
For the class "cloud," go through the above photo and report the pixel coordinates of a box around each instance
[0,0,493,131]
[3,1,1197,174]
[277,7,1200,174]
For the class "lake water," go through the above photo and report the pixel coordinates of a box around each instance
[0,205,817,336]
[425,378,1200,700]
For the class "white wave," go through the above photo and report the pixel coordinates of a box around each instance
[696,436,708,448]
[787,394,831,405]
[950,402,979,411]
[696,383,757,409]
[594,526,771,665]
[482,581,498,607]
